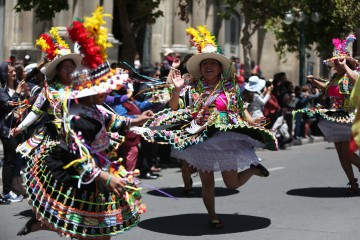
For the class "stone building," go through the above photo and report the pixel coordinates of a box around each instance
[1,0,358,86]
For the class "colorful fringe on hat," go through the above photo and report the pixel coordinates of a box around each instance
[64,6,125,100]
[324,34,358,67]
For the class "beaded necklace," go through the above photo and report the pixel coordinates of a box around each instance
[192,78,222,123]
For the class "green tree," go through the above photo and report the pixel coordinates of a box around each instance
[14,0,69,22]
[222,0,360,78]
[114,0,162,74]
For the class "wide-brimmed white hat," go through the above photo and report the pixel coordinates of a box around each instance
[35,27,84,81]
[185,26,231,78]
[45,53,83,80]
[244,76,266,92]
[186,51,231,79]
[163,48,174,56]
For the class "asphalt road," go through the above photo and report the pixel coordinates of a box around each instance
[1,140,360,240]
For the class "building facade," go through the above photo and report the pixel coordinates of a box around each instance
[0,0,337,86]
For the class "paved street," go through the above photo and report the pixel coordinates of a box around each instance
[1,140,360,240]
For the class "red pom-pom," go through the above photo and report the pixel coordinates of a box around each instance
[349,136,358,154]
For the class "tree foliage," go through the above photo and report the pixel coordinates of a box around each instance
[271,0,360,59]
[222,0,360,59]
[14,0,69,22]
[115,0,163,72]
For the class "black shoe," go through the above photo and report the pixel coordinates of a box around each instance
[140,172,159,179]
[0,195,11,205]
[250,164,270,177]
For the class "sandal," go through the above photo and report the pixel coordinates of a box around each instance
[347,178,359,195]
[250,164,269,177]
[17,215,38,236]
[208,219,224,229]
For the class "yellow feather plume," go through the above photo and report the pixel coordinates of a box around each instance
[185,25,217,52]
[35,37,49,51]
[49,27,69,50]
[84,6,113,61]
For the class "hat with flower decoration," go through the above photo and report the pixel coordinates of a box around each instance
[185,25,231,78]
[324,34,358,68]
[64,6,125,99]
[36,27,83,81]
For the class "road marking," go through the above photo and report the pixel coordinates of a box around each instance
[268,167,285,171]
[179,166,285,187]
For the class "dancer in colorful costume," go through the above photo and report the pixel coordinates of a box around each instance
[134,25,277,229]
[298,34,360,194]
[16,7,153,239]
[11,27,83,155]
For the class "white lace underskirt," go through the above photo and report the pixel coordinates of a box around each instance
[171,131,263,172]
[318,118,352,142]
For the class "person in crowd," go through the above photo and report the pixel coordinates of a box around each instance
[293,85,309,141]
[16,7,154,238]
[134,52,141,70]
[134,67,166,179]
[263,80,281,129]
[135,26,277,228]
[110,86,155,174]
[7,55,16,66]
[24,57,49,103]
[242,75,272,120]
[282,81,297,141]
[304,34,360,195]
[0,61,30,202]
[251,60,262,77]
[11,27,83,142]
[23,54,32,68]
[165,53,198,195]
[293,85,320,142]
[161,48,176,77]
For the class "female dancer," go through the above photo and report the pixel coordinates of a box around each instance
[302,35,360,194]
[136,26,277,228]
[17,7,153,239]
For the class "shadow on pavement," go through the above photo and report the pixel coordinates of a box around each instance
[287,187,360,198]
[138,213,271,236]
[14,209,34,218]
[145,186,239,198]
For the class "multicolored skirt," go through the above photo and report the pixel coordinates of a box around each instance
[293,107,354,142]
[138,108,277,151]
[25,142,144,239]
[137,108,277,172]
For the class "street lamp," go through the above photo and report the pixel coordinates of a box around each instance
[284,10,322,86]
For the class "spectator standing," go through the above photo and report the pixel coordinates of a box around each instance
[134,52,141,70]
[161,48,176,77]
[111,88,156,175]
[263,80,281,129]
[23,55,32,68]
[243,75,272,120]
[0,62,30,202]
